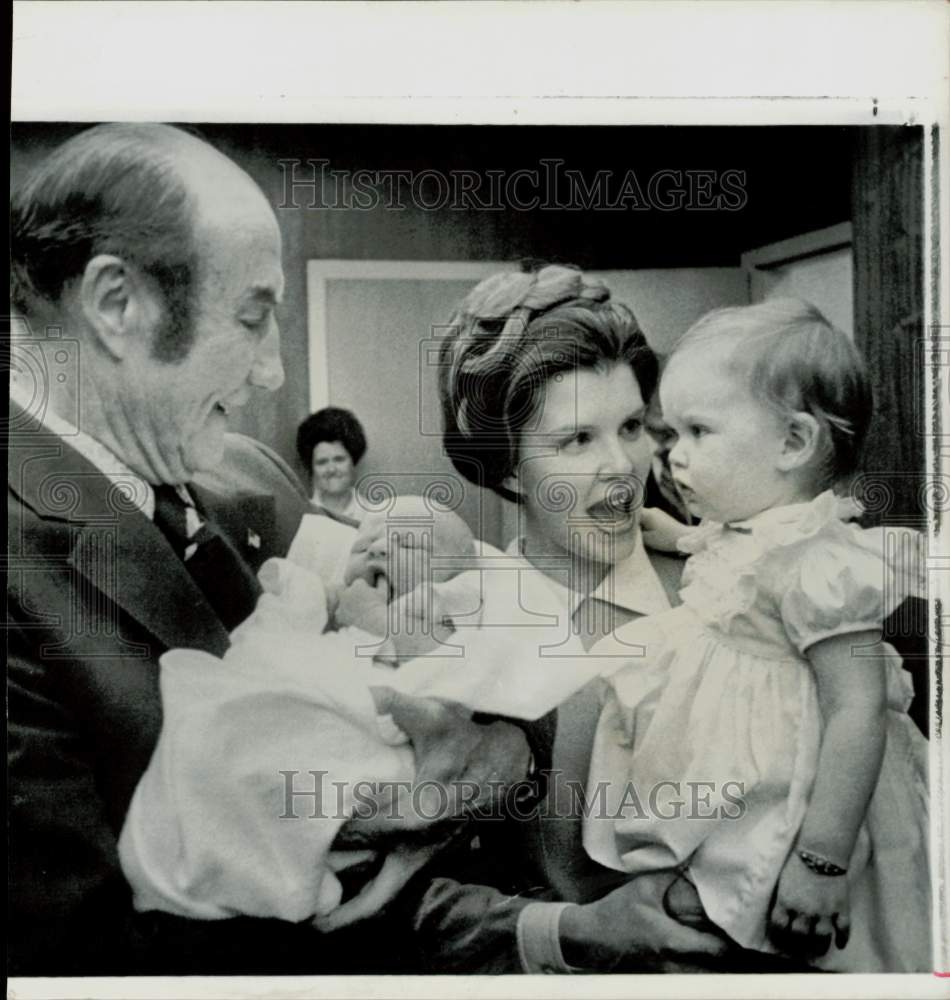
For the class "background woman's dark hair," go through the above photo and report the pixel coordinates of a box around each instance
[439,264,657,503]
[10,123,203,363]
[296,407,368,468]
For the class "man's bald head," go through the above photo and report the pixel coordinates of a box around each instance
[11,123,272,362]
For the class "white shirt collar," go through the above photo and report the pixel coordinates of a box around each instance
[12,379,156,520]
[505,529,671,619]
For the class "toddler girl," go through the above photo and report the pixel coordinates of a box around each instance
[583,299,930,972]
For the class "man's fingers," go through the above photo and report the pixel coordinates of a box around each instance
[368,684,396,716]
[661,915,730,958]
[385,691,464,742]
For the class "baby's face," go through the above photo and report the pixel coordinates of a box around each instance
[659,351,790,524]
[343,507,473,600]
[344,518,431,600]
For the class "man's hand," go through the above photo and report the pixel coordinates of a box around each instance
[339,690,531,844]
[559,870,730,972]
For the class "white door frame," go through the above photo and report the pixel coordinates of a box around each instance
[306,259,508,411]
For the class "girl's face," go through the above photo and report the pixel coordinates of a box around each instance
[660,351,790,524]
[312,440,355,498]
[508,363,652,584]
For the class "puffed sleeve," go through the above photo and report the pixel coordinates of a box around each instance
[779,523,926,656]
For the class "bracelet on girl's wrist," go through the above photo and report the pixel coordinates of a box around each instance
[797,848,847,876]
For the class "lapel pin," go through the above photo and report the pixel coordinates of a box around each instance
[247,529,261,549]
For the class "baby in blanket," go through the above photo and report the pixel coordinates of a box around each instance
[118,497,601,929]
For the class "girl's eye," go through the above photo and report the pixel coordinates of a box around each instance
[690,424,709,438]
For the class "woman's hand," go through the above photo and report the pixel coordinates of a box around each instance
[767,853,850,958]
[559,871,730,972]
[640,507,691,553]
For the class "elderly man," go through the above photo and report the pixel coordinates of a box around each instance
[6,124,520,975]
[9,124,727,978]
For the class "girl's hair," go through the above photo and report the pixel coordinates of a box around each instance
[671,298,872,489]
[439,263,658,503]
[296,407,368,468]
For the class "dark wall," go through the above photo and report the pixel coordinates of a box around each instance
[11,123,857,470]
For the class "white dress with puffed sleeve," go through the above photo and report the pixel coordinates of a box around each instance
[584,492,931,972]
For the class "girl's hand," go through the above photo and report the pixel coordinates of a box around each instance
[767,853,850,958]
[640,507,691,553]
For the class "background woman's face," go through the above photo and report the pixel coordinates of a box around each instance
[509,363,652,577]
[312,440,355,497]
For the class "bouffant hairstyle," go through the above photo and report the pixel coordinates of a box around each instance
[296,407,368,469]
[439,264,658,503]
[670,298,872,489]
[11,123,201,362]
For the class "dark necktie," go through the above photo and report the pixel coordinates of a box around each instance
[152,484,262,632]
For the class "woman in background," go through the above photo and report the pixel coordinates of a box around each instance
[296,407,368,523]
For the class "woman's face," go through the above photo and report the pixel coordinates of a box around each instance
[311,440,355,498]
[508,363,652,581]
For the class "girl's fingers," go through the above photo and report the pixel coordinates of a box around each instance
[789,912,815,942]
[811,916,835,956]
[766,905,794,948]
[831,911,851,950]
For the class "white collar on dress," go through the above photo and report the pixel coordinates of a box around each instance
[505,529,671,619]
[11,377,156,520]
[725,491,861,536]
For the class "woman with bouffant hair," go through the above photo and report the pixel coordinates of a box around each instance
[440,263,681,603]
[411,265,718,974]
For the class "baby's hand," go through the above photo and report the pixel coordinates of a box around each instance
[640,507,691,553]
[768,853,850,959]
[386,584,456,663]
[336,577,389,637]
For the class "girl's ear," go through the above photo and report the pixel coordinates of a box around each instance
[777,412,822,472]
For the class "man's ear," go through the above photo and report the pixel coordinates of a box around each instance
[78,254,157,360]
[777,412,822,472]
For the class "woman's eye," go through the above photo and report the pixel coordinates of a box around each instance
[691,424,709,438]
[621,418,643,439]
[564,431,591,449]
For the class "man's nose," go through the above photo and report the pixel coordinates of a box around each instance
[249,323,285,391]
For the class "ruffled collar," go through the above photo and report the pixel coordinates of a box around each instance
[677,491,863,556]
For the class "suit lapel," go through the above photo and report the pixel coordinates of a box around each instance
[9,404,231,655]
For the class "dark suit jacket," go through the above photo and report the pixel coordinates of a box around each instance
[6,403,347,975]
